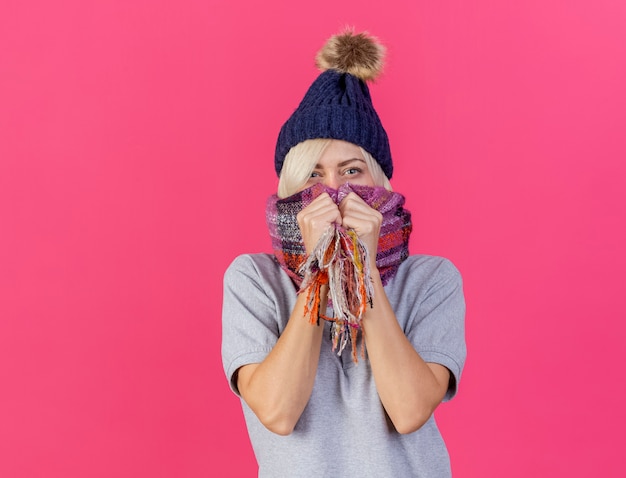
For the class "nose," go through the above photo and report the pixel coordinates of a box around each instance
[322,174,341,189]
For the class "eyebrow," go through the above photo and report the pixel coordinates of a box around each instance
[314,158,366,168]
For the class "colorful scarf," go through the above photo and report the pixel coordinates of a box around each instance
[266,183,412,361]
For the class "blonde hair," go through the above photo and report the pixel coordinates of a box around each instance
[277,139,392,198]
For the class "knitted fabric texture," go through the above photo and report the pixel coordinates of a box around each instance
[266,183,412,361]
[275,70,392,178]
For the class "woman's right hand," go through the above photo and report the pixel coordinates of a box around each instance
[296,193,342,255]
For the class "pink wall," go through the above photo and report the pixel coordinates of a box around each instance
[2,1,625,476]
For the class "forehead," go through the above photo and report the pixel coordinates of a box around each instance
[318,140,365,164]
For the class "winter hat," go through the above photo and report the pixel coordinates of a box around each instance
[274,29,393,178]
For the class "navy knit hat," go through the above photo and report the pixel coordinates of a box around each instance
[275,30,393,179]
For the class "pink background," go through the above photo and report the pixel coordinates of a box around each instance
[2,1,625,476]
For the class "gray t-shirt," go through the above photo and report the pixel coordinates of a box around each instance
[222,253,466,477]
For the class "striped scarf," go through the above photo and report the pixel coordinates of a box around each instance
[266,183,412,361]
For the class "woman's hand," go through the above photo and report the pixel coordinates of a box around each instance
[296,193,342,254]
[338,192,382,268]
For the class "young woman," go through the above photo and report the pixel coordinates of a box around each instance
[222,30,466,477]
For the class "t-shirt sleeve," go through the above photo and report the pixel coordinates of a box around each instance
[221,255,283,396]
[405,258,467,402]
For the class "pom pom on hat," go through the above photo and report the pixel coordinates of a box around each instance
[275,28,393,179]
[315,29,385,81]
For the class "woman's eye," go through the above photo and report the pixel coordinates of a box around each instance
[310,171,321,178]
[345,168,361,175]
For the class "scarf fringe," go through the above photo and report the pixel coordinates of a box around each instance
[299,225,374,363]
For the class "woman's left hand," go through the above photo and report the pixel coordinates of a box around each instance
[338,192,382,269]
